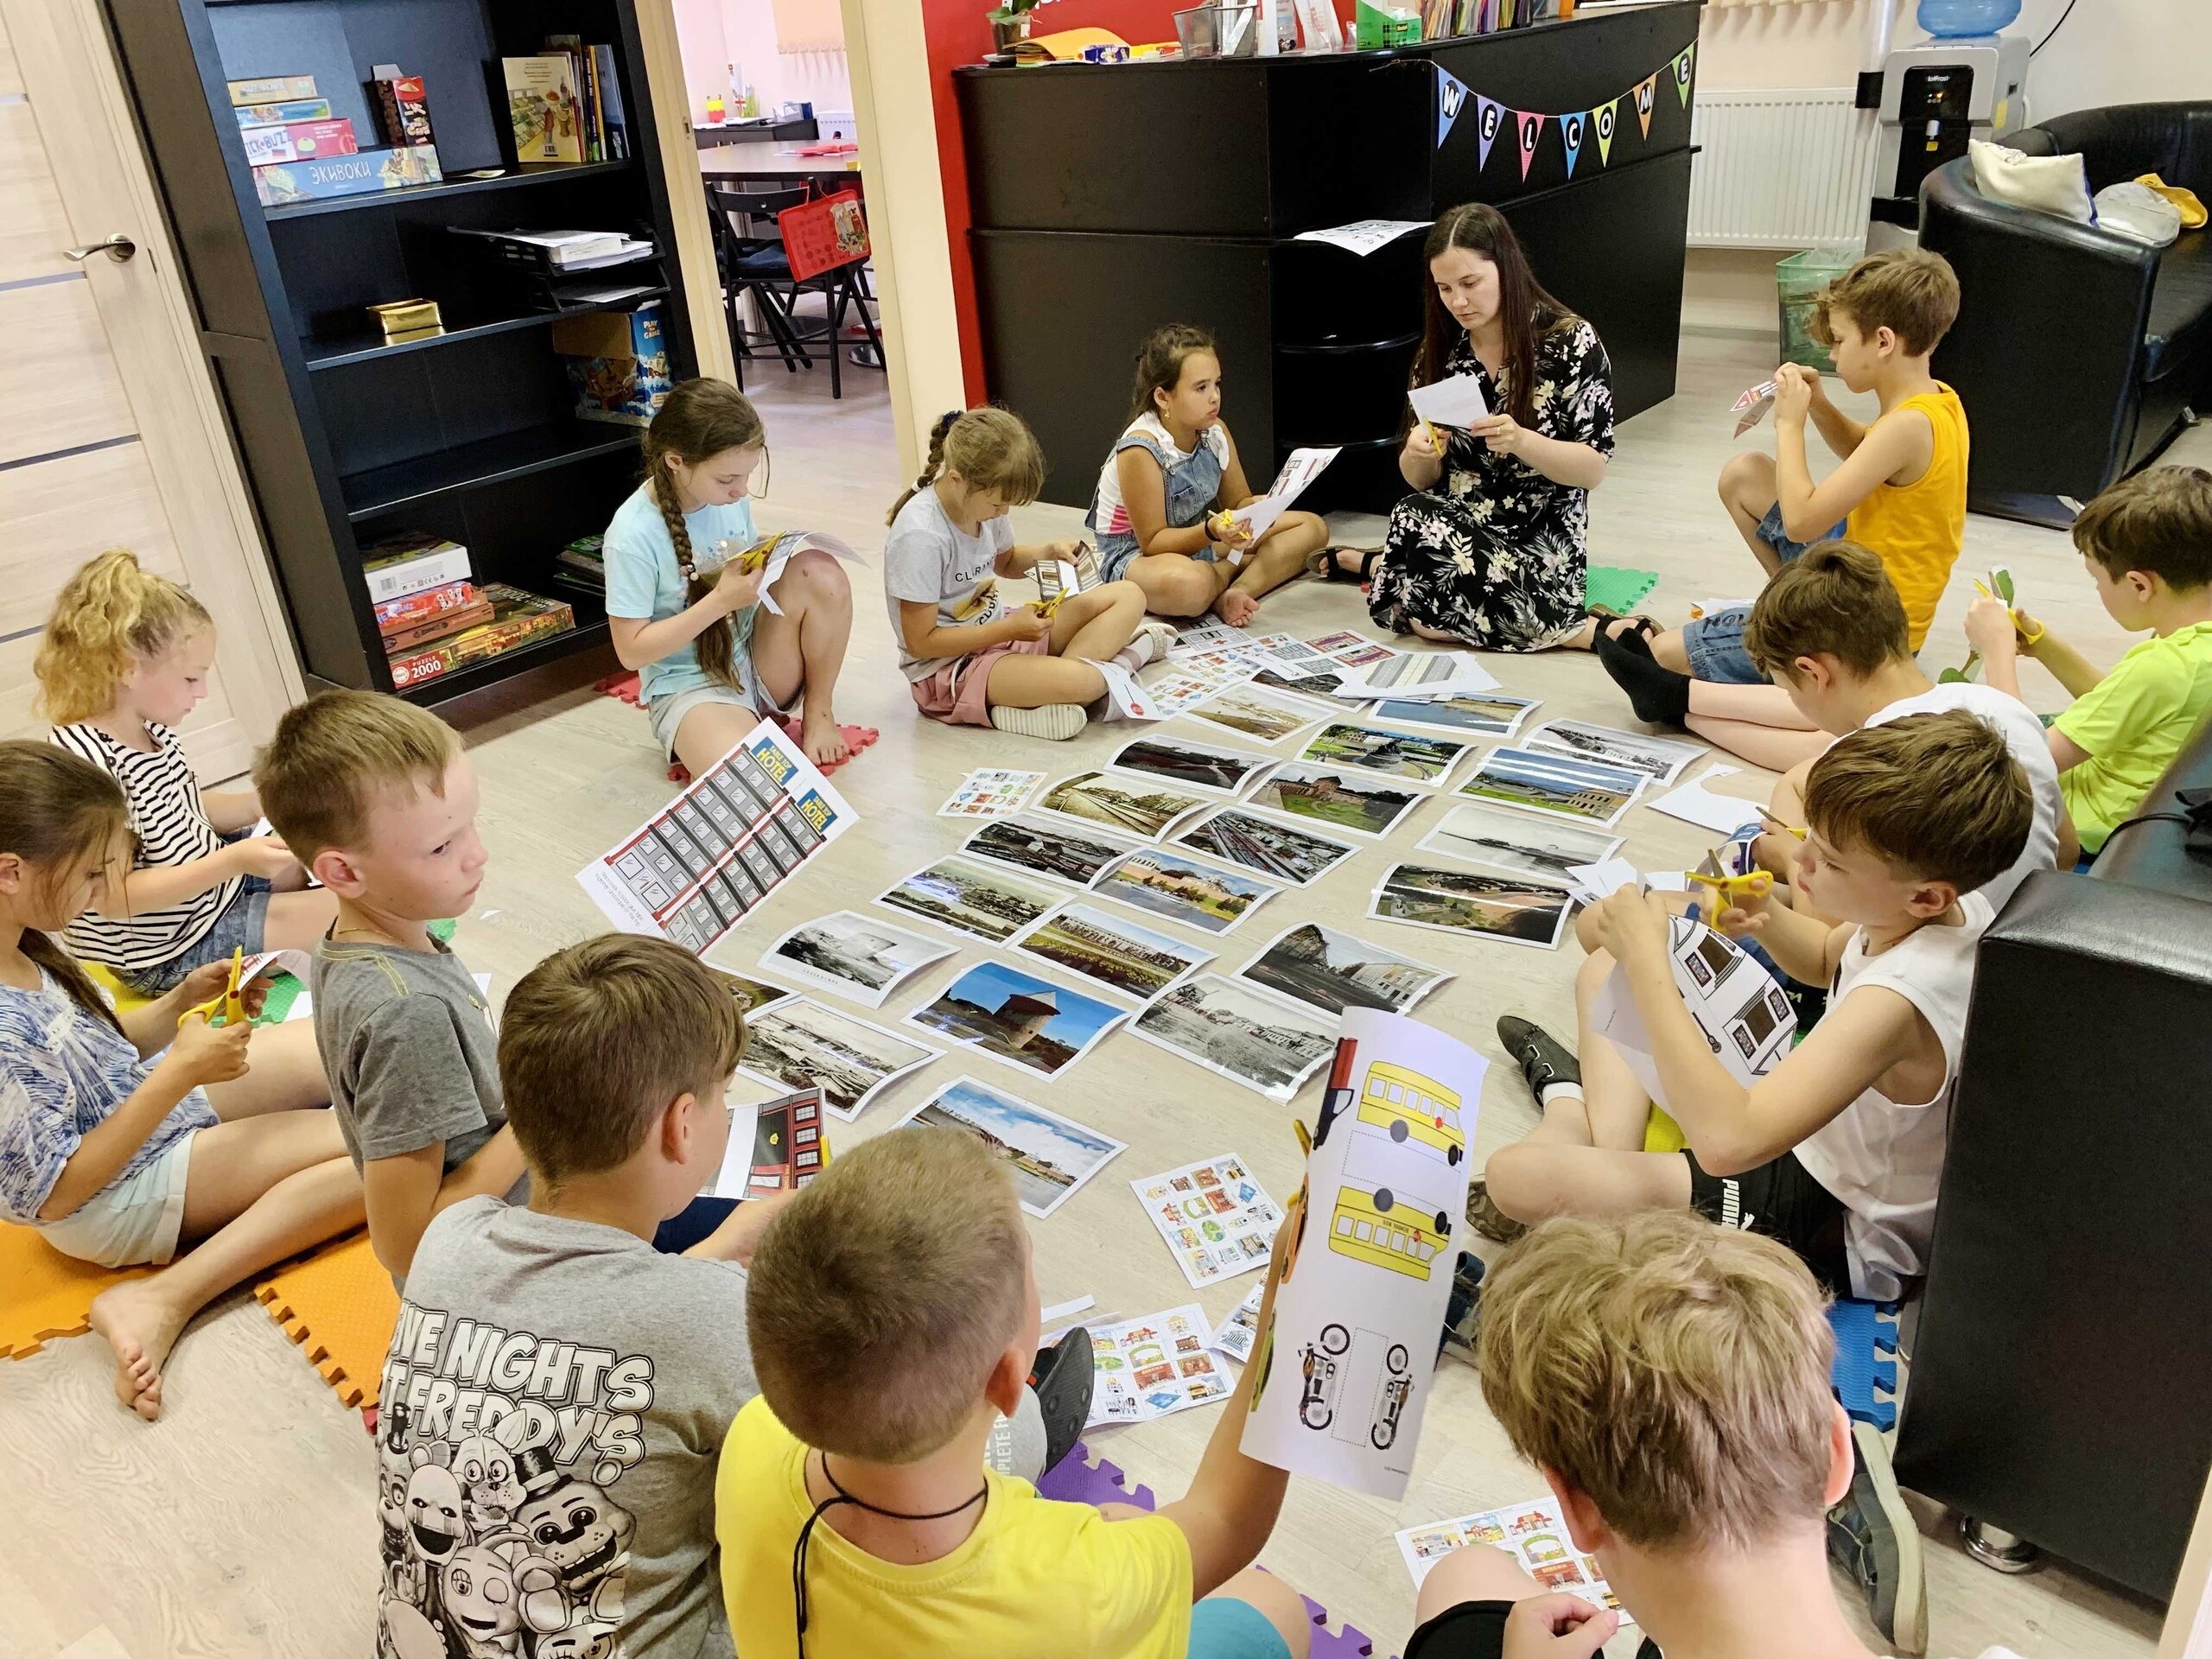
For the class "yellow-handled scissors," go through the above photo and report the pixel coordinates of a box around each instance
[1685,868,1772,900]
[181,946,247,1027]
[1973,578,2046,645]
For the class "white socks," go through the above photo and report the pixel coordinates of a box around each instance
[1537,1081,1585,1109]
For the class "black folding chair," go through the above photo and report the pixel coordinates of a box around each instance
[703,181,814,385]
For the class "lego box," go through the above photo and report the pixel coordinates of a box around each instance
[241,118,359,167]
[253,144,441,207]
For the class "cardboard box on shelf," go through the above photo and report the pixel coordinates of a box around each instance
[240,118,359,167]
[372,73,435,146]
[236,99,334,129]
[361,534,472,604]
[554,302,671,426]
[227,74,318,106]
[253,145,442,207]
[387,585,576,689]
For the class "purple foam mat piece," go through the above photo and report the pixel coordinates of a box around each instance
[1040,1444,1400,1659]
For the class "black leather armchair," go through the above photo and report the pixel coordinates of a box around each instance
[1920,102,2212,528]
[1895,711,2212,1599]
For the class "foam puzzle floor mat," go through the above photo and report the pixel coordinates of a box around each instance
[1585,566,1659,616]
[0,1222,154,1360]
[1040,1440,1398,1659]
[592,672,880,783]
[253,1229,399,1410]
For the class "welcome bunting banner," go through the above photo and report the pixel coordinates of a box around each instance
[1440,45,1692,178]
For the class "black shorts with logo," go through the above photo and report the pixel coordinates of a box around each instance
[1682,1147,1851,1295]
[1404,1599,1661,1659]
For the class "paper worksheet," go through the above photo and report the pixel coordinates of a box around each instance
[1396,1495,1629,1614]
[1589,915,1798,1106]
[1131,1154,1282,1288]
[1230,447,1340,545]
[1087,1305,1235,1427]
[1408,374,1490,431]
[938,768,1046,818]
[695,530,865,618]
[1210,1283,1266,1363]
[1292,220,1430,257]
[1646,764,1765,835]
[1242,1011,1485,1499]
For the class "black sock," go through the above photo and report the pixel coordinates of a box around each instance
[1605,619,1654,658]
[1596,629,1692,728]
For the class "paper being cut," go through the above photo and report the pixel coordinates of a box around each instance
[1230,447,1339,545]
[699,530,866,617]
[1242,1011,1484,1498]
[1646,764,1764,835]
[1408,375,1490,431]
[1590,915,1798,1106]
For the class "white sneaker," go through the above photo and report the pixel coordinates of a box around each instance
[990,703,1087,741]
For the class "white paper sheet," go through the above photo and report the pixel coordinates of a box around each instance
[1335,650,1501,701]
[1131,1154,1282,1287]
[1210,1283,1266,1363]
[1408,374,1491,430]
[1292,219,1430,257]
[696,530,866,618]
[1096,658,1166,721]
[1590,915,1798,1107]
[1564,858,1643,904]
[938,768,1046,818]
[1396,1495,1629,1615]
[1230,447,1339,544]
[1646,764,1765,835]
[1088,1305,1235,1427]
[1242,1011,1485,1498]
[576,721,855,955]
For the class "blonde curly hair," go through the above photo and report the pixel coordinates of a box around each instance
[34,550,213,726]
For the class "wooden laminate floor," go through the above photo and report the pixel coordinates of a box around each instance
[2,335,2185,1659]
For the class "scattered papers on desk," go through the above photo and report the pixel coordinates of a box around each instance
[938,768,1046,818]
[1089,1305,1235,1427]
[1294,219,1431,257]
[1230,447,1339,544]
[1646,764,1764,835]
[1211,1283,1266,1363]
[1591,915,1797,1109]
[1408,373,1491,431]
[1396,1495,1628,1613]
[1132,1154,1282,1287]
[577,721,855,954]
[1334,650,1501,701]
[1243,1011,1484,1498]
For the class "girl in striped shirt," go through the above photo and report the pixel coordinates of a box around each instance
[35,550,336,995]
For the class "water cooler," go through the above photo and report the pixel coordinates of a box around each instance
[1864,35,2029,248]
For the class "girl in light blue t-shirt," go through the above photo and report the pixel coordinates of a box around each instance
[603,378,855,772]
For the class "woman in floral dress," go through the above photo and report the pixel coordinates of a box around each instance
[1329,203,1616,651]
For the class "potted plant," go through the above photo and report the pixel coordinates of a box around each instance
[988,0,1051,50]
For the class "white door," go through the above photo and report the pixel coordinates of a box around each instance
[0,0,301,779]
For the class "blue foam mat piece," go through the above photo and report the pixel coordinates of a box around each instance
[1827,1297,1900,1430]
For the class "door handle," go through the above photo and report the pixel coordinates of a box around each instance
[64,233,137,264]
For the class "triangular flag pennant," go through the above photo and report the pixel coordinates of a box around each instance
[1593,99,1618,167]
[1435,66,1469,149]
[1560,110,1585,179]
[1674,44,1696,106]
[1475,97,1503,171]
[1516,110,1547,182]
[1634,74,1657,140]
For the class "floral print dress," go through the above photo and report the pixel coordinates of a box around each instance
[1368,316,1617,651]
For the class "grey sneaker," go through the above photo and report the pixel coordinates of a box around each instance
[1466,1179,1528,1245]
[1828,1419,1928,1655]
[1497,1015,1581,1104]
[990,702,1086,741]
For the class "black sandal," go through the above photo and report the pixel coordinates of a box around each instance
[1585,605,1656,644]
[1307,545,1382,584]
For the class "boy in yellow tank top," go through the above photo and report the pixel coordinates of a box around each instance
[1583,251,1972,772]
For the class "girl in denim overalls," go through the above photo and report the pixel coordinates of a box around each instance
[1086,325,1329,626]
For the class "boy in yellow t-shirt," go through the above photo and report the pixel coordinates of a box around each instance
[1967,466,2212,854]
[716,1128,1313,1659]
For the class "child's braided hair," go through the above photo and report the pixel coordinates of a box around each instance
[640,378,766,692]
[886,407,1046,526]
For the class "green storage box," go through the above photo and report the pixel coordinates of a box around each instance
[1777,248,1859,374]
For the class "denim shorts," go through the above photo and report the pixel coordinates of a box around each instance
[646,676,798,762]
[117,877,273,998]
[1681,504,1850,683]
[1190,1595,1293,1659]
[1096,531,1216,585]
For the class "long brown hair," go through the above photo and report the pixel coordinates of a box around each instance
[1127,324,1218,423]
[887,408,1048,526]
[0,742,130,1034]
[640,378,766,692]
[35,550,213,726]
[1411,203,1576,429]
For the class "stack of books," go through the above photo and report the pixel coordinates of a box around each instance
[503,39,628,168]
[552,535,606,596]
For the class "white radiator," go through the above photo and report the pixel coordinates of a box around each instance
[1687,88,1881,251]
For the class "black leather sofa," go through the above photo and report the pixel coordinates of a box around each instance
[1895,711,2212,1600]
[1920,102,2212,528]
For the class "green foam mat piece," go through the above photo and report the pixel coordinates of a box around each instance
[1586,566,1658,614]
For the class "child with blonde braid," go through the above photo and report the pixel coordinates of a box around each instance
[887,407,1164,741]
[605,378,856,772]
[35,550,336,995]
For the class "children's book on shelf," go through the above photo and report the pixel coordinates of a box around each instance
[369,73,435,147]
[236,98,332,129]
[361,534,471,604]
[386,585,574,689]
[240,118,358,168]
[227,74,317,106]
[504,54,585,166]
[591,44,630,160]
[252,145,442,207]
[552,535,606,595]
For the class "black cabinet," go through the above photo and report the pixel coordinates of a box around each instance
[108,0,696,702]
[956,3,1700,512]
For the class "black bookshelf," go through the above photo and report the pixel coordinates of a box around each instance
[955,3,1701,513]
[106,0,696,703]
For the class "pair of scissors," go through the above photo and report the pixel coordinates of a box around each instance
[181,946,247,1027]
[1972,578,2046,645]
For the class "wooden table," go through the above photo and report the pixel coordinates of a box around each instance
[698,140,864,188]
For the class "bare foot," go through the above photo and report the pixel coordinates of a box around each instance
[1213,588,1259,628]
[88,1279,188,1421]
[799,707,851,768]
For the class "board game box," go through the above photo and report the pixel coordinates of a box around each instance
[387,584,574,688]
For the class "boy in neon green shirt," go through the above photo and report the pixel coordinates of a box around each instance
[1967,466,2212,853]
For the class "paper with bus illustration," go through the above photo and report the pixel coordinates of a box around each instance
[1395,1495,1629,1618]
[1087,1304,1235,1427]
[1590,915,1797,1105]
[1241,1010,1485,1498]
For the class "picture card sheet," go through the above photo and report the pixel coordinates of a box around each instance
[1088,1305,1235,1427]
[1131,1154,1283,1288]
[1395,1495,1628,1615]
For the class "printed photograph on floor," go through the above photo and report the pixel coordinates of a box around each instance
[1415,802,1627,881]
[1239,762,1428,840]
[895,1074,1127,1219]
[876,855,1061,944]
[1108,734,1278,797]
[961,812,1144,887]
[737,998,943,1121]
[1369,861,1576,949]
[1299,721,1467,785]
[1525,718,1707,785]
[1014,899,1215,1003]
[1372,692,1542,740]
[760,910,954,1008]
[1455,747,1643,829]
[1170,806,1360,887]
[1093,847,1283,936]
[1234,921,1453,1016]
[707,965,794,1016]
[1130,972,1337,1102]
[906,959,1128,1080]
[1185,684,1331,746]
[1034,769,1211,840]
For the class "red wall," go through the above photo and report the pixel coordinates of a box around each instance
[922,0,1356,400]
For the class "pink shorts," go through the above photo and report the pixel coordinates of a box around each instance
[911,637,1052,726]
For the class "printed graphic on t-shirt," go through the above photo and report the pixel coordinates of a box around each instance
[375,1300,650,1658]
[951,575,999,624]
